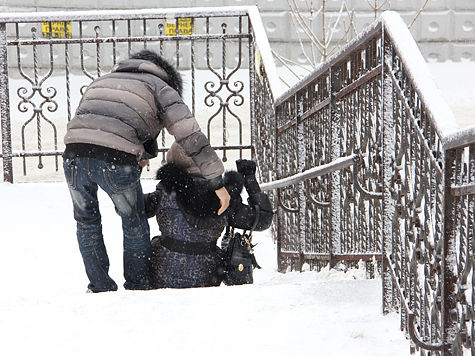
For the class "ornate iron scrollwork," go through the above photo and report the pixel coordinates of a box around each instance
[277,187,299,213]
[352,154,383,200]
[408,313,444,351]
[204,21,244,162]
[17,26,59,174]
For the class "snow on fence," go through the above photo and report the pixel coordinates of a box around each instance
[0,6,474,356]
[253,10,474,356]
[0,6,277,182]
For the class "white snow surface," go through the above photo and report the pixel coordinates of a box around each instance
[427,61,475,130]
[382,12,461,143]
[0,180,411,356]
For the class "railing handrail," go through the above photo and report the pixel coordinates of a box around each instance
[273,11,469,149]
[0,6,252,23]
[247,6,283,100]
[265,10,474,355]
[0,5,282,183]
[260,154,360,191]
[381,11,462,147]
[442,124,475,150]
[274,18,382,107]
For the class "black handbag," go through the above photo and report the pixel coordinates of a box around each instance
[221,206,261,286]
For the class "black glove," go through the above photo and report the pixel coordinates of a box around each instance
[143,139,158,159]
[236,159,256,176]
[143,190,161,218]
[236,160,261,195]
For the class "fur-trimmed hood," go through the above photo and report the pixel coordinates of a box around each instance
[156,163,243,219]
[114,54,183,96]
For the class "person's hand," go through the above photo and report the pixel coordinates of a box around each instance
[139,160,149,168]
[215,186,231,215]
[236,159,256,176]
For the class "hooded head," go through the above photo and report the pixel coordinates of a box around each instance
[129,49,183,96]
[166,142,200,174]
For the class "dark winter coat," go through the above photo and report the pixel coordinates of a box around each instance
[144,164,273,288]
[64,57,224,181]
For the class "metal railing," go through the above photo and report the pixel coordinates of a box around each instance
[0,6,279,182]
[1,6,474,356]
[251,10,474,356]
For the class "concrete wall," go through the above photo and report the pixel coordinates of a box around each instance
[1,0,474,63]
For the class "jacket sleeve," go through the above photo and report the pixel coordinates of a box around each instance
[227,192,274,231]
[142,138,159,160]
[155,85,224,185]
[143,187,163,219]
[228,160,274,230]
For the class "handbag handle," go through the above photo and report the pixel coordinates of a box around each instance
[241,204,260,238]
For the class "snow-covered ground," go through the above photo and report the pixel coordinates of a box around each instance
[0,61,472,356]
[427,61,475,129]
[0,180,411,356]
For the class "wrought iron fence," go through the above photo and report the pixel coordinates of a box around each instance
[0,7,275,182]
[1,6,474,356]
[268,19,384,273]
[252,10,475,356]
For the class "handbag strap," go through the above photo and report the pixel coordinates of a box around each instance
[240,204,260,237]
[249,204,260,236]
[226,204,260,243]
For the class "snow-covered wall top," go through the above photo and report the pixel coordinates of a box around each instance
[382,11,460,143]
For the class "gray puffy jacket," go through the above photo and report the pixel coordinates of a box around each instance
[64,58,224,181]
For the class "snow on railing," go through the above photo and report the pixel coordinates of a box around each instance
[1,6,473,355]
[260,154,360,191]
[258,10,474,356]
[0,5,279,182]
[381,11,461,146]
[0,7,250,22]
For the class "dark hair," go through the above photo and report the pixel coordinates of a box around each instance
[130,49,183,96]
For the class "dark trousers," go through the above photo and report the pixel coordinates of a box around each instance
[63,157,151,292]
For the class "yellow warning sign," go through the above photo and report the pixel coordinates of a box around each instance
[41,21,72,39]
[165,18,194,36]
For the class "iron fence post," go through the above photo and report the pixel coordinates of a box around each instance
[381,27,395,314]
[471,144,475,356]
[0,22,12,183]
[442,148,459,355]
[248,29,256,162]
[297,98,306,271]
[329,67,341,268]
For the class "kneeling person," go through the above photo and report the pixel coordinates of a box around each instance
[144,142,273,288]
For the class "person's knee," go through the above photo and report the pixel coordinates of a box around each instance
[111,190,137,216]
[69,188,88,211]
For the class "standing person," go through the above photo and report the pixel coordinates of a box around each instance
[63,50,230,293]
[144,142,274,288]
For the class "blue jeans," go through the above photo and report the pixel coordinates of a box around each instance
[63,157,152,292]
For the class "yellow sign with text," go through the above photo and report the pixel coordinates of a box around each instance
[41,21,72,39]
[165,18,194,36]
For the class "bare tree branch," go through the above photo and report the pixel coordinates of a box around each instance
[322,0,327,60]
[409,0,430,29]
[272,49,313,73]
[327,6,357,58]
[279,75,292,89]
[326,2,345,46]
[272,49,310,81]
[367,0,389,19]
[343,2,358,36]
[289,8,322,66]
[288,0,324,48]
[277,0,359,67]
